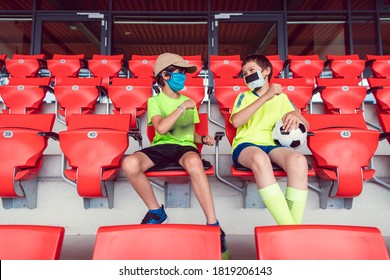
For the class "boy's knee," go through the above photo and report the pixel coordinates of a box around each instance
[182,154,203,171]
[250,153,272,171]
[288,153,308,172]
[122,155,141,174]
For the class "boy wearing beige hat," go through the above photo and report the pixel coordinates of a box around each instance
[122,53,230,259]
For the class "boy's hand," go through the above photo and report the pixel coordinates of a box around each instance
[282,111,302,132]
[201,135,215,146]
[265,83,282,100]
[181,99,196,109]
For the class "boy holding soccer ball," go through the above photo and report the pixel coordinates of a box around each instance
[230,54,310,224]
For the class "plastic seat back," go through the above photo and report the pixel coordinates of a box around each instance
[366,54,390,78]
[92,224,221,260]
[0,77,51,114]
[266,55,284,78]
[53,77,102,124]
[307,127,379,197]
[209,55,242,78]
[272,77,313,112]
[109,77,153,130]
[0,114,55,197]
[182,55,203,77]
[47,54,85,82]
[315,77,366,114]
[287,54,324,87]
[128,54,158,78]
[325,54,365,78]
[59,114,130,197]
[88,54,124,87]
[367,77,390,114]
[5,54,45,77]
[0,225,65,260]
[213,77,248,115]
[179,77,205,109]
[255,224,389,260]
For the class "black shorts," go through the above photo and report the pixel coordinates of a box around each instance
[137,144,200,168]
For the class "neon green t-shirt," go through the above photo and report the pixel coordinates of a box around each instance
[147,92,199,148]
[230,90,295,151]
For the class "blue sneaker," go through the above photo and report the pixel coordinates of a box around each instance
[141,205,168,224]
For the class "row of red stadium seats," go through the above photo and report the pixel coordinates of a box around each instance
[0,223,388,260]
[0,75,389,124]
[2,53,390,82]
[0,113,388,210]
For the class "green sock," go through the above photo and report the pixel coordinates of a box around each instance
[259,183,295,225]
[285,187,308,224]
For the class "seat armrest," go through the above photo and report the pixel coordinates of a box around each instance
[214,131,225,141]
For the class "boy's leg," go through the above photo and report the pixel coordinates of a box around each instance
[238,147,295,225]
[269,148,309,224]
[179,151,231,259]
[122,152,158,209]
[179,151,217,224]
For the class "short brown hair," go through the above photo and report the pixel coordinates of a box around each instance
[242,55,273,82]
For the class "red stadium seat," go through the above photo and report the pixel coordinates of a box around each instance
[213,77,249,115]
[266,55,284,78]
[108,77,153,130]
[92,224,221,260]
[0,77,52,114]
[128,54,158,78]
[272,77,313,113]
[88,54,126,88]
[58,114,131,208]
[366,54,390,78]
[209,54,242,78]
[0,114,56,209]
[5,54,45,77]
[367,78,390,144]
[179,77,205,109]
[325,54,365,79]
[0,53,6,69]
[0,225,65,260]
[305,113,379,208]
[286,54,324,87]
[46,54,85,84]
[182,55,203,77]
[315,77,367,114]
[255,224,389,260]
[53,77,103,125]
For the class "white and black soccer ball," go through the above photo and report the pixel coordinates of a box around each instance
[272,119,307,149]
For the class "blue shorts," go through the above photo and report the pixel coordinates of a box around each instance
[232,142,282,165]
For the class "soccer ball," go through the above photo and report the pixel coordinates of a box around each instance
[272,119,307,149]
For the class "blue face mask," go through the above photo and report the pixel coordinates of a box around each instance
[166,71,186,92]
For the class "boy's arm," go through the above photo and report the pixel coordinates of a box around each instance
[151,99,196,135]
